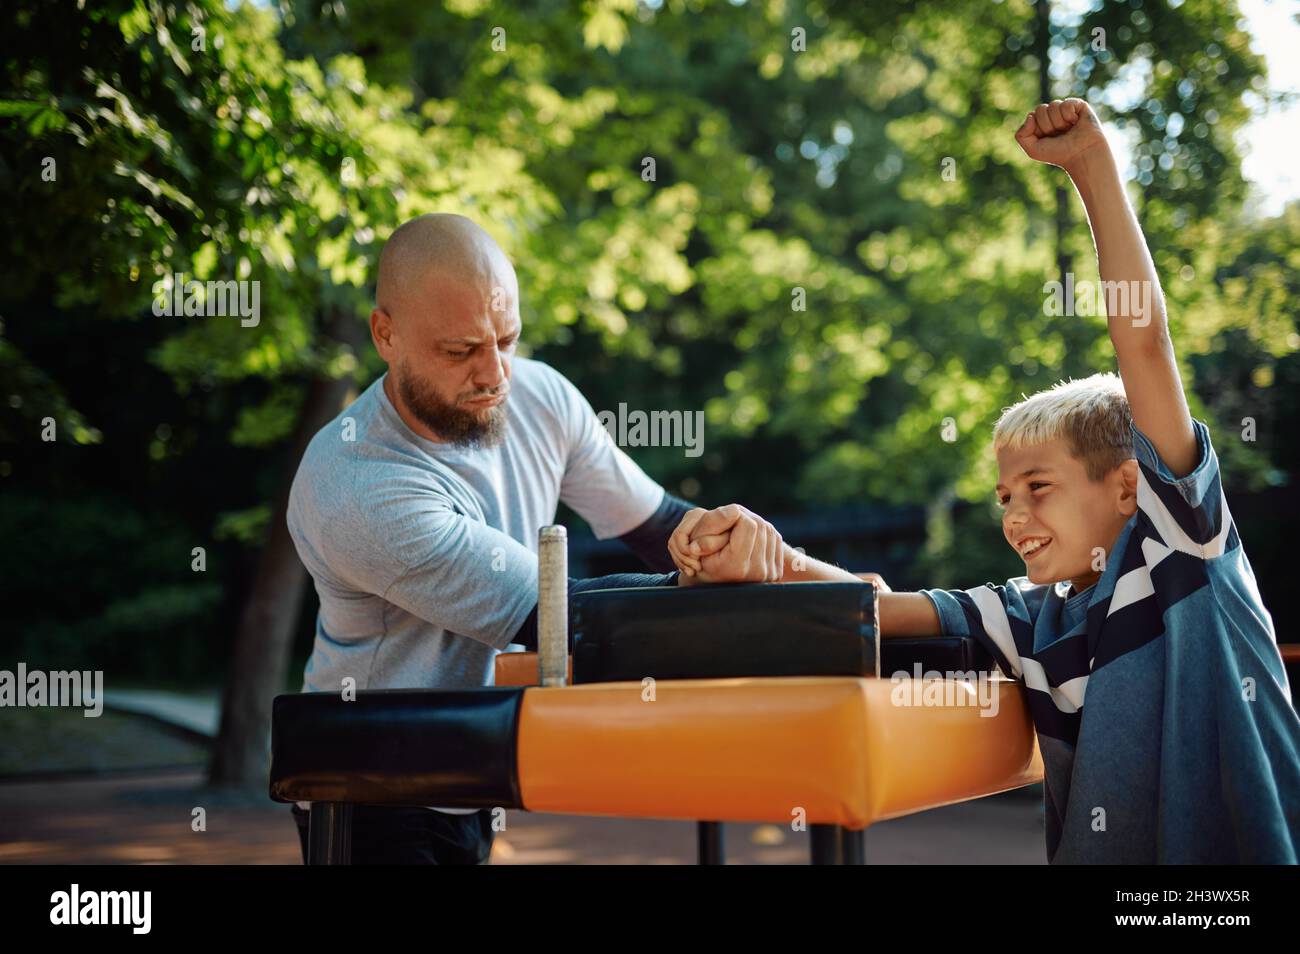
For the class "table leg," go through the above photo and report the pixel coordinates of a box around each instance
[308,802,353,865]
[810,824,844,864]
[842,827,865,864]
[697,821,725,865]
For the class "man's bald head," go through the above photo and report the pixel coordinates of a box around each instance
[376,213,518,319]
[370,213,522,448]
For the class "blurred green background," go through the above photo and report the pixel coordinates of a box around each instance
[1,0,1296,781]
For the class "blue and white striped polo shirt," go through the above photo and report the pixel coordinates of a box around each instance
[922,418,1300,863]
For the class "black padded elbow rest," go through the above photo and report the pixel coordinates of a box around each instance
[269,688,524,808]
[571,581,878,683]
[881,636,996,675]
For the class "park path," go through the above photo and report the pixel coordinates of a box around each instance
[0,767,1046,865]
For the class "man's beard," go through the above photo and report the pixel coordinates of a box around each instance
[395,364,508,448]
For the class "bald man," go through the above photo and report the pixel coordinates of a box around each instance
[284,213,809,864]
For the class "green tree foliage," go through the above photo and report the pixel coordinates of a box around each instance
[284,0,1295,579]
[0,0,1294,682]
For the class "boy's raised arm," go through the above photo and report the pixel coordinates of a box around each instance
[1016,99,1198,477]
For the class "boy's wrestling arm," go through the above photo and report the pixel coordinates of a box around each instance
[781,563,942,637]
[668,503,893,589]
[1016,98,1198,477]
[668,511,939,635]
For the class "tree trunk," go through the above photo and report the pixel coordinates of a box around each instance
[208,305,364,789]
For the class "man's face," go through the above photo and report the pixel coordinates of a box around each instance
[378,266,520,448]
[995,438,1136,590]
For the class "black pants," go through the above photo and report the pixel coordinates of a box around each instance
[291,803,495,865]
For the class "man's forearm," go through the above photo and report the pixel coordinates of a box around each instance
[510,571,678,651]
[618,491,697,572]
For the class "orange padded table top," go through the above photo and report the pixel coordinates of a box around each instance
[504,661,1042,829]
[497,650,571,686]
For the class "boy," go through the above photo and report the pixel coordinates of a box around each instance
[671,99,1300,863]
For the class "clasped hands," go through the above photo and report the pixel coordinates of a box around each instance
[667,504,786,585]
[667,503,892,592]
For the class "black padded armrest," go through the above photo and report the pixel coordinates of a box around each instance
[571,581,878,683]
[881,636,996,675]
[269,688,525,807]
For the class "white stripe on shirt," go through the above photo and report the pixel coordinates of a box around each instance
[1111,565,1156,614]
[1020,656,1088,712]
[969,585,1022,678]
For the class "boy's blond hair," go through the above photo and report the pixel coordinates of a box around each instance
[993,372,1134,481]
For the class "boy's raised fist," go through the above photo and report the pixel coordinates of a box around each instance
[1015,98,1109,172]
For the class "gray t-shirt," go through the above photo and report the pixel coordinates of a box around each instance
[286,356,665,812]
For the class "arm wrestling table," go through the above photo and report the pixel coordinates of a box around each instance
[270,581,1043,865]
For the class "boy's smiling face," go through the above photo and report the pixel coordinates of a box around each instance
[995,438,1139,591]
